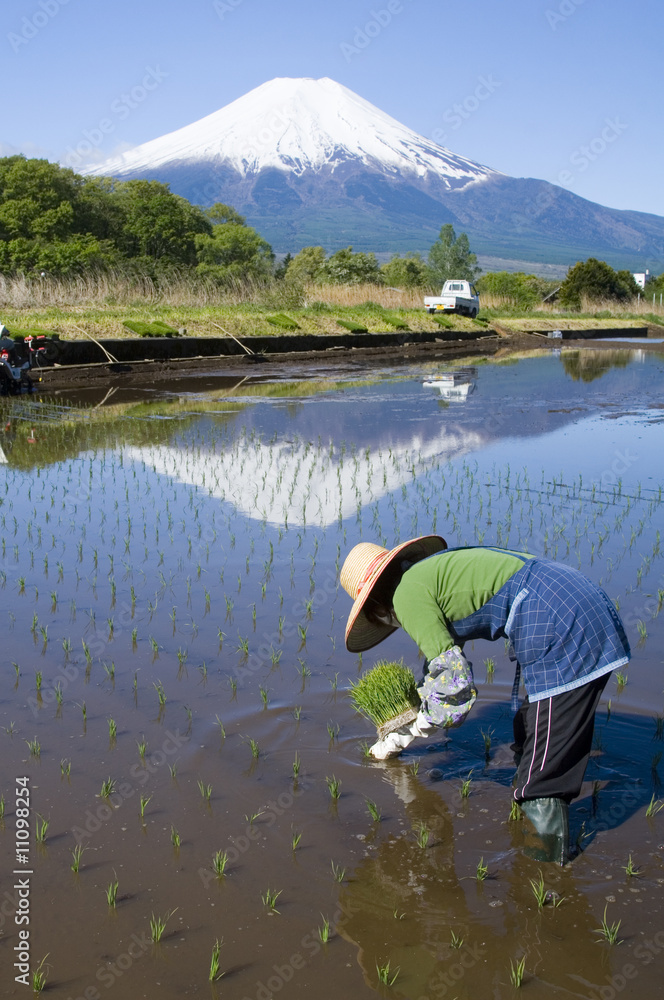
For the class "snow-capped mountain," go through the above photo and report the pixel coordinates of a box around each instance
[85,77,664,268]
[88,77,499,191]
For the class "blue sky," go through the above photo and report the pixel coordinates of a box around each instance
[2,0,662,217]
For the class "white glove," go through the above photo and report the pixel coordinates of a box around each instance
[370,710,437,760]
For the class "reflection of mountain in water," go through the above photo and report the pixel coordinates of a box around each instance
[123,423,485,528]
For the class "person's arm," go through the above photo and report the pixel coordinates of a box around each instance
[392,584,455,660]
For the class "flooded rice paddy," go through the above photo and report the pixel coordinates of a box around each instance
[1,346,664,999]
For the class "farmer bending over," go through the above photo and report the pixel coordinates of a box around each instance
[341,536,630,864]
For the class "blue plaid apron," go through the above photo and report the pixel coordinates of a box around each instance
[445,553,630,704]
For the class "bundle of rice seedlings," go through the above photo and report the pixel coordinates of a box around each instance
[350,660,421,739]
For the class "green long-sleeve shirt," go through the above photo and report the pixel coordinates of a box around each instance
[392,547,532,660]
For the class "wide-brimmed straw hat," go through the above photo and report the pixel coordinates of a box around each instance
[341,535,447,652]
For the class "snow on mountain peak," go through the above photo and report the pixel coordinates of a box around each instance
[86,76,498,188]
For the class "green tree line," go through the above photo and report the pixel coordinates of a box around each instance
[0,156,655,310]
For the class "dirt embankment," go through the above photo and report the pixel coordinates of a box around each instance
[31,326,662,390]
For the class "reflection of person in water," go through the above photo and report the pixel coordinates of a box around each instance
[336,767,631,999]
[341,536,631,864]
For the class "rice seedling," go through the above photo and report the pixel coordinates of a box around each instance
[71,844,86,873]
[60,758,71,776]
[35,815,49,843]
[149,909,176,943]
[108,717,117,741]
[137,736,147,759]
[508,800,521,822]
[509,956,526,988]
[209,938,224,982]
[476,857,489,881]
[460,772,473,798]
[0,795,4,819]
[171,826,181,849]
[450,930,464,949]
[376,961,399,986]
[35,671,42,693]
[169,761,178,778]
[645,794,664,817]
[259,685,269,709]
[139,795,152,820]
[594,904,622,945]
[652,752,662,772]
[296,659,311,681]
[228,675,237,696]
[26,737,41,757]
[409,760,420,776]
[79,701,87,723]
[366,798,382,822]
[484,657,495,681]
[637,619,648,641]
[327,721,340,740]
[414,821,430,849]
[106,877,119,907]
[318,916,331,943]
[212,849,229,877]
[615,670,627,692]
[624,854,640,877]
[529,871,548,908]
[331,861,345,882]
[245,810,263,825]
[261,888,282,913]
[244,737,261,759]
[349,660,420,730]
[153,680,167,707]
[99,777,116,798]
[292,752,301,778]
[326,775,341,800]
[32,954,49,994]
[103,661,115,682]
[237,635,249,656]
[198,780,212,802]
[480,727,494,758]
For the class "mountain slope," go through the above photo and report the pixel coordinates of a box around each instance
[86,77,664,268]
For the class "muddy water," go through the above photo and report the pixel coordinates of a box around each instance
[1,346,664,1000]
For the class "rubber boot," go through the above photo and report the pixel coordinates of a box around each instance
[520,797,569,866]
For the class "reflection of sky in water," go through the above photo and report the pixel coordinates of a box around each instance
[123,351,664,527]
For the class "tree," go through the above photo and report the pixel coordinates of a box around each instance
[205,203,246,226]
[476,271,558,308]
[559,258,639,308]
[319,247,383,285]
[427,224,480,286]
[285,246,327,284]
[113,180,211,264]
[381,253,429,289]
[195,222,273,281]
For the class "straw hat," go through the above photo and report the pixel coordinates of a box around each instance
[341,535,447,652]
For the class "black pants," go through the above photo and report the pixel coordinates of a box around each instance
[511,673,610,804]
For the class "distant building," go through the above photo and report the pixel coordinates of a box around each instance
[633,270,649,289]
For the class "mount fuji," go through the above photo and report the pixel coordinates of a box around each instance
[87,77,664,269]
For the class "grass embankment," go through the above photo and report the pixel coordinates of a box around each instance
[1,274,662,341]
